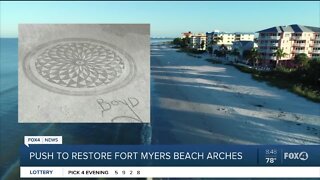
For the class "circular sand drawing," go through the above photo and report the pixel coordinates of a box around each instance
[23,38,136,95]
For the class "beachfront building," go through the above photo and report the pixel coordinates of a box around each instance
[181,31,193,39]
[206,31,234,51]
[257,24,320,65]
[235,33,255,42]
[189,33,207,51]
[229,41,258,63]
[206,30,255,51]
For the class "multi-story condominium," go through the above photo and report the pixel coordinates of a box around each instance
[206,31,254,51]
[257,24,320,65]
[181,31,193,39]
[189,33,207,50]
[235,33,255,42]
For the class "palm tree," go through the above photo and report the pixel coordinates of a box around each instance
[200,40,205,50]
[248,48,261,67]
[219,44,228,57]
[181,37,190,48]
[274,48,288,66]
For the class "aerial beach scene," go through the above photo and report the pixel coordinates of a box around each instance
[0,1,319,179]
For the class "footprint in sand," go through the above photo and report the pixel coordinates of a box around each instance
[254,104,264,108]
[226,107,236,114]
[216,107,235,114]
[222,85,230,89]
[278,111,286,118]
[217,107,225,111]
[303,126,320,136]
[293,114,301,120]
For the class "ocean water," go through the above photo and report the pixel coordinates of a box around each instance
[151,38,173,46]
[0,38,153,178]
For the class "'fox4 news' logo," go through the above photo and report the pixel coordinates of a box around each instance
[283,151,309,161]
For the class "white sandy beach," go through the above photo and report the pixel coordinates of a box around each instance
[151,43,320,145]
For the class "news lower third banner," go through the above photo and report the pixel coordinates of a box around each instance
[20,144,320,178]
[21,145,319,166]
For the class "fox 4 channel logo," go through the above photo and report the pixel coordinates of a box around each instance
[284,151,309,161]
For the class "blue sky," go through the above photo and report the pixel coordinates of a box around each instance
[1,1,319,37]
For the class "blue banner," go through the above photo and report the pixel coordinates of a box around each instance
[20,145,320,166]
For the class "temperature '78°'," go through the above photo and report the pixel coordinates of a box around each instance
[266,157,277,164]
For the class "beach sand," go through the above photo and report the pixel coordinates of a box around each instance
[151,43,320,145]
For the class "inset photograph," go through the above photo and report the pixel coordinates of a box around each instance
[19,24,150,123]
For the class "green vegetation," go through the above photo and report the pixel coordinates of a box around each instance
[294,53,309,67]
[242,48,261,66]
[172,38,182,46]
[213,44,229,57]
[200,40,205,50]
[208,35,223,55]
[274,48,288,66]
[172,37,206,55]
[234,57,320,102]
[172,37,190,48]
[248,48,261,66]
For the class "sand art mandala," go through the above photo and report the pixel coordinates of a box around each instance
[23,38,136,95]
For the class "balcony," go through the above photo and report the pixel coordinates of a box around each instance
[259,42,278,46]
[269,36,281,40]
[313,50,320,54]
[293,43,306,47]
[292,50,307,54]
[258,48,277,53]
[291,36,305,40]
[259,36,281,40]
[314,43,320,47]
